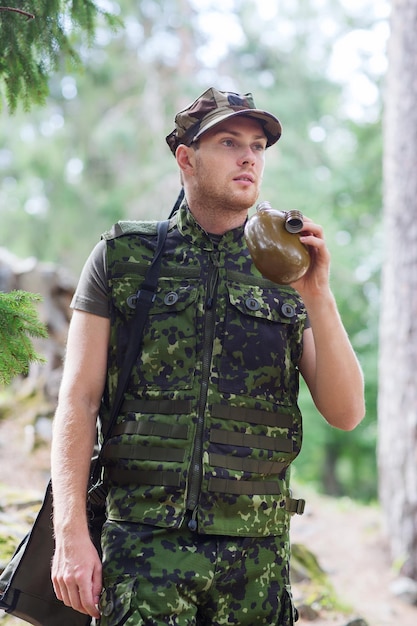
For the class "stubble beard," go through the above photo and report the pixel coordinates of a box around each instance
[196,173,260,217]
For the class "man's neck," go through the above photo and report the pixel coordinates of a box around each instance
[186,200,249,235]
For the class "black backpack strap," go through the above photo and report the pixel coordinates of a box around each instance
[168,188,184,219]
[99,219,169,451]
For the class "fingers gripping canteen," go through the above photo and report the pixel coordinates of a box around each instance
[244,201,311,285]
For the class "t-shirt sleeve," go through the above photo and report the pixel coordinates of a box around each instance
[70,240,110,318]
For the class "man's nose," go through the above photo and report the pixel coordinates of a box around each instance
[237,145,256,166]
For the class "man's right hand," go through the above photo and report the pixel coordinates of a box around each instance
[52,533,102,619]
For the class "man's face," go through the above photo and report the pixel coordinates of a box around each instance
[190,116,267,213]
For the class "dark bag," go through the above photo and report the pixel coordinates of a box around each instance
[0,465,105,626]
[0,220,169,625]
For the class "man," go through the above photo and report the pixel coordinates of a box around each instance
[51,88,365,625]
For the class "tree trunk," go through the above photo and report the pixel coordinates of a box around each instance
[378,0,417,579]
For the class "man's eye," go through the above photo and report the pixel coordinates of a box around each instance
[254,143,266,151]
[222,138,235,147]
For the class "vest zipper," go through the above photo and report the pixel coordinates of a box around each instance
[186,249,220,528]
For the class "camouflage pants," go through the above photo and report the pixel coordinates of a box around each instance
[98,518,297,626]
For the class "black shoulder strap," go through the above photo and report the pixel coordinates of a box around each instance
[102,219,169,446]
[168,187,184,219]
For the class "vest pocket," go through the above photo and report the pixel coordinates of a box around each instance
[113,277,199,390]
[219,283,305,403]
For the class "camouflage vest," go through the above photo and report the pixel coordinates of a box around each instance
[99,202,307,537]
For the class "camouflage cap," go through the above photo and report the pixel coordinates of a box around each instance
[166,87,282,155]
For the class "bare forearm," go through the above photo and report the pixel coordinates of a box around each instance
[51,398,97,535]
[301,291,365,430]
[51,310,109,535]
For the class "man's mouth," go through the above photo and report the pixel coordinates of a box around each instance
[234,174,255,183]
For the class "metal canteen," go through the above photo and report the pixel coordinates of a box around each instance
[244,201,311,285]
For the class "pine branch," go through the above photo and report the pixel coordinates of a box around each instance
[0,7,35,20]
[0,291,48,386]
[0,1,122,112]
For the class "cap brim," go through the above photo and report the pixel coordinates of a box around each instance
[193,109,282,147]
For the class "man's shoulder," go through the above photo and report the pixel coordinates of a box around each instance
[102,220,159,241]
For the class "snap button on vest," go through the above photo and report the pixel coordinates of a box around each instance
[127,293,138,309]
[281,303,295,318]
[245,297,260,311]
[102,599,114,616]
[164,291,179,305]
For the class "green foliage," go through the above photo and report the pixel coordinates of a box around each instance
[0,291,48,385]
[0,0,121,112]
[0,1,120,388]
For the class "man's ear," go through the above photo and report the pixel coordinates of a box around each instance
[176,144,195,175]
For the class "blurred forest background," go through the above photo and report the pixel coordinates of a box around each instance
[0,0,388,502]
